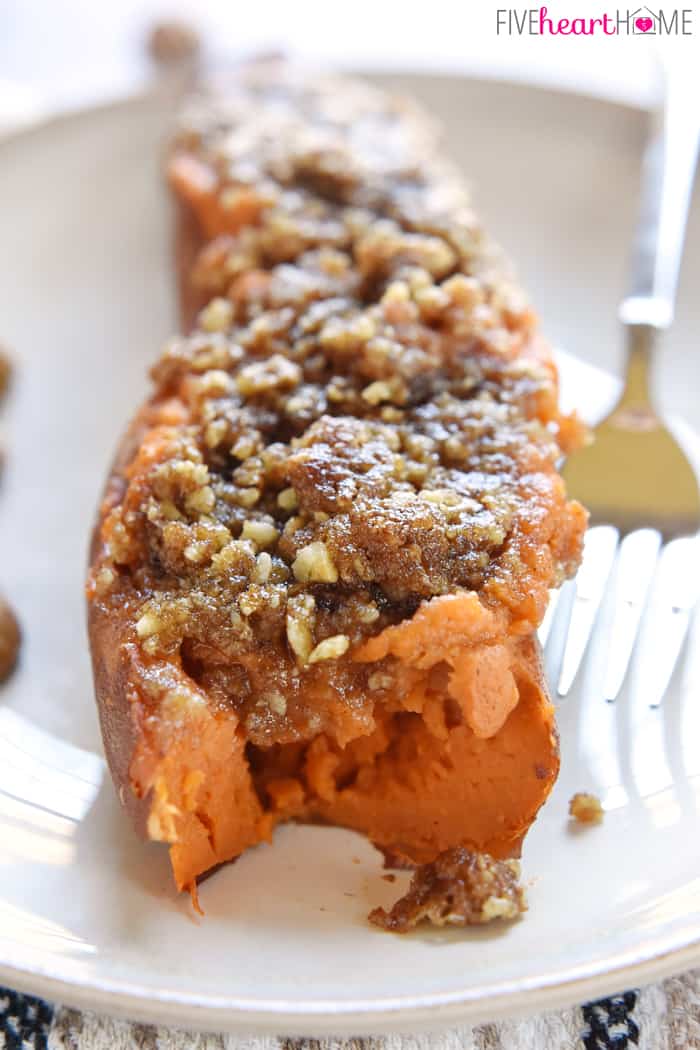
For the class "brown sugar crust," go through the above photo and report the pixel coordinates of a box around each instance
[368,846,526,932]
[87,62,586,897]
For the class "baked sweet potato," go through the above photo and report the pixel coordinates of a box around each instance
[87,62,586,905]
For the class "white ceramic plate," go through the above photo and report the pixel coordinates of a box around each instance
[0,76,699,1035]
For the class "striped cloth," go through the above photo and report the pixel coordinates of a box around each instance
[2,973,698,1050]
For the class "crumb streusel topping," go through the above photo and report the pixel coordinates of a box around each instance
[369,846,527,931]
[88,65,585,749]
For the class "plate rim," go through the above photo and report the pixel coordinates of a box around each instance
[0,81,696,1034]
[1,932,698,1033]
[0,61,646,157]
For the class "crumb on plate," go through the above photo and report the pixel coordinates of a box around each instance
[569,792,604,825]
[0,346,12,401]
[0,596,21,682]
[368,846,526,932]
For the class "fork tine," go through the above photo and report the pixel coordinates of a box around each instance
[602,529,662,702]
[557,525,619,696]
[632,536,700,709]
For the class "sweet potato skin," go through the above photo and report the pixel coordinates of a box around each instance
[88,408,155,839]
[89,592,151,838]
[88,400,269,892]
[90,490,266,891]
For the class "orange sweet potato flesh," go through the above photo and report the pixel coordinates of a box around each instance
[311,638,556,863]
[90,543,557,894]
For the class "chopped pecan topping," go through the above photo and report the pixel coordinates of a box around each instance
[89,66,585,741]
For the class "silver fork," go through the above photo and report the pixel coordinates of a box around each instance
[545,48,700,704]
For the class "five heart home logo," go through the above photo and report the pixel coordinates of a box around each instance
[496,5,694,35]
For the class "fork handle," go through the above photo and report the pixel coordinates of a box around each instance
[619,61,700,330]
